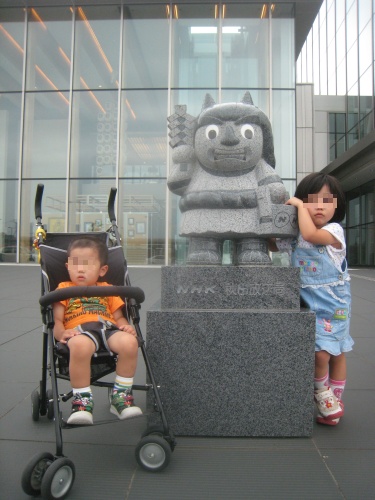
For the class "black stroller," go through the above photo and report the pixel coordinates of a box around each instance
[21,184,176,499]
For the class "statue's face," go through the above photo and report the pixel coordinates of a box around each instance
[194,118,263,174]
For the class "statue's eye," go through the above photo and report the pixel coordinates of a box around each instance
[241,124,254,139]
[205,125,219,140]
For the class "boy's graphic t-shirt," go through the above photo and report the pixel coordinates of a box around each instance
[56,281,124,329]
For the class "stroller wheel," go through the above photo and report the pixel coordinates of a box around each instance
[46,389,54,420]
[135,435,171,472]
[41,457,75,499]
[21,451,54,496]
[31,389,40,421]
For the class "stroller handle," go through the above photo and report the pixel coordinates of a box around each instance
[40,285,145,307]
[108,188,117,222]
[35,184,44,220]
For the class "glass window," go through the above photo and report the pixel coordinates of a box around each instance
[171,4,218,89]
[346,0,358,51]
[346,41,358,91]
[73,6,120,90]
[0,180,18,263]
[119,89,168,178]
[336,0,345,29]
[272,90,295,179]
[67,178,114,233]
[22,91,70,178]
[122,4,169,89]
[222,3,270,89]
[118,179,166,265]
[358,0,372,34]
[359,22,372,77]
[25,7,72,92]
[272,13,295,88]
[70,89,118,178]
[0,93,22,179]
[319,12,327,94]
[0,8,25,92]
[336,22,346,67]
[20,179,66,263]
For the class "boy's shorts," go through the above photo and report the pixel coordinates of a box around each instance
[74,320,119,353]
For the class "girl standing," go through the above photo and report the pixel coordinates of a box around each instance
[272,172,353,425]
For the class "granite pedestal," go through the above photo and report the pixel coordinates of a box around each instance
[146,266,316,437]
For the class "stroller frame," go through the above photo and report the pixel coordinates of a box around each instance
[21,184,176,499]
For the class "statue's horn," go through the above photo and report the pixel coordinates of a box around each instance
[242,91,254,105]
[202,93,216,111]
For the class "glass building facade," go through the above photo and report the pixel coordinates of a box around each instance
[0,1,298,265]
[297,0,375,266]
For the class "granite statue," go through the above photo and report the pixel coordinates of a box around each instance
[167,92,297,265]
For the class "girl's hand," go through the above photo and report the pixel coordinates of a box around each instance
[285,197,303,208]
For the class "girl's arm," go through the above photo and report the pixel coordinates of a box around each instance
[286,197,341,248]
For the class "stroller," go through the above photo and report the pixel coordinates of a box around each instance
[21,184,176,499]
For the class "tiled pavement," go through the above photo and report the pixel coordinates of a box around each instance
[1,265,374,499]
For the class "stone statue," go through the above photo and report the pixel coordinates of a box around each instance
[167,92,297,265]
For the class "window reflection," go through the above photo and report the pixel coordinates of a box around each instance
[118,179,166,265]
[0,93,22,179]
[122,5,169,89]
[172,4,217,89]
[0,180,18,262]
[23,91,70,178]
[70,90,118,178]
[73,6,120,90]
[68,179,114,233]
[26,7,72,92]
[0,9,25,92]
[119,90,167,178]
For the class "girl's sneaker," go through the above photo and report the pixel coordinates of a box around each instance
[316,401,344,426]
[314,387,344,420]
[110,389,142,420]
[67,392,94,425]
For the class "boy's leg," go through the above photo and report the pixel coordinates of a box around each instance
[67,334,96,425]
[107,331,142,419]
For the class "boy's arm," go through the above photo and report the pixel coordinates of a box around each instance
[286,197,341,248]
[112,307,136,337]
[52,302,80,343]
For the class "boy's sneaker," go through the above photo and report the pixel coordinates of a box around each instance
[109,389,142,420]
[67,392,94,425]
[314,387,344,420]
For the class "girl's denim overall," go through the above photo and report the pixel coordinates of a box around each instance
[291,243,353,355]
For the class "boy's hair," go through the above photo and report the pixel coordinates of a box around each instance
[294,172,346,223]
[67,237,108,266]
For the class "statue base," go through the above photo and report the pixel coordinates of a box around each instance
[146,266,316,437]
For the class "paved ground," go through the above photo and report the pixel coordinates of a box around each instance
[0,264,374,499]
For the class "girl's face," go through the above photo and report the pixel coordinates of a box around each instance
[303,184,338,229]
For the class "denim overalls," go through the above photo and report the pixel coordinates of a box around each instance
[291,242,354,355]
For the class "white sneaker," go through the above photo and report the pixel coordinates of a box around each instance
[314,387,344,420]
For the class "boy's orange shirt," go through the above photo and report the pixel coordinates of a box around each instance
[56,281,125,329]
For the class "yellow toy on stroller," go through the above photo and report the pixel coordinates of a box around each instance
[21,184,176,499]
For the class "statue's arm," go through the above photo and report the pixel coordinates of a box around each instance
[167,146,195,195]
[255,160,289,204]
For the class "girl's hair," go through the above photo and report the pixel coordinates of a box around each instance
[67,237,108,266]
[294,172,346,223]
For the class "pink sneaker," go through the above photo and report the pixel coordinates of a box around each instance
[316,401,344,425]
[314,387,344,420]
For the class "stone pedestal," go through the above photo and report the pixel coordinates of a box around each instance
[146,266,316,437]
